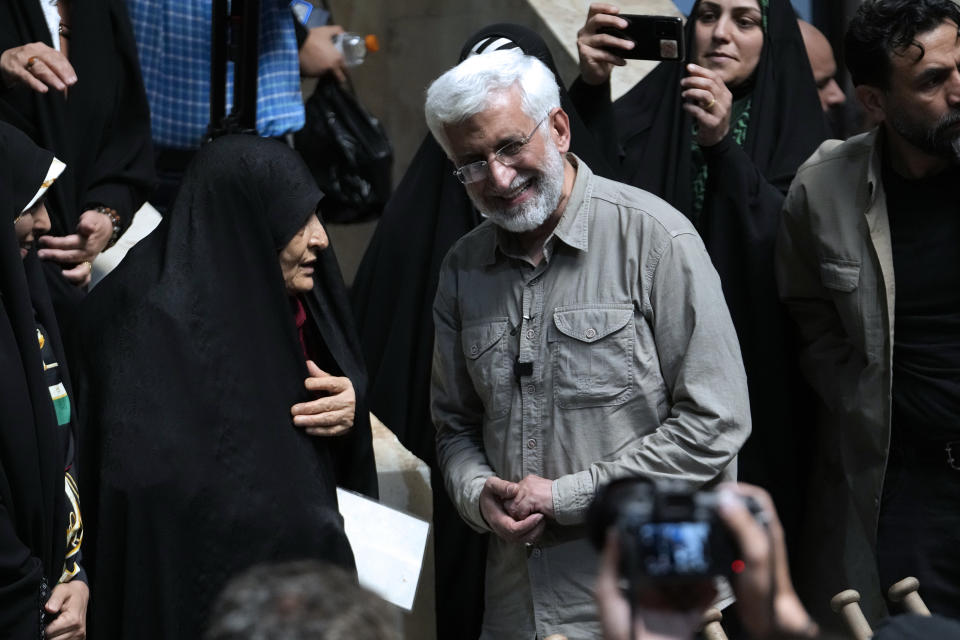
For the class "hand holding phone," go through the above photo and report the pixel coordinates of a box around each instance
[577,3,635,86]
[578,5,685,86]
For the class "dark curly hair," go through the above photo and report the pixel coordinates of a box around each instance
[844,0,960,89]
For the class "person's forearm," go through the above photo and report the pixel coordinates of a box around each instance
[436,422,495,532]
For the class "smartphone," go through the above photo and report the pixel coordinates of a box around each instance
[598,14,685,62]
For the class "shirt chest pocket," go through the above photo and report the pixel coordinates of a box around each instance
[548,304,636,409]
[819,258,864,339]
[461,318,512,419]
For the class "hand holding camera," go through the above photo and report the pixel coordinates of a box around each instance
[589,479,818,639]
[715,483,817,639]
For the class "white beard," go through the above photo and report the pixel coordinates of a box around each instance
[469,142,565,233]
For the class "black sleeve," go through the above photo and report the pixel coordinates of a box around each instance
[0,490,47,639]
[79,0,155,232]
[567,77,621,170]
[702,133,786,245]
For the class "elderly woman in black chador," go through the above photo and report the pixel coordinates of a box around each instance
[572,0,828,557]
[75,135,376,639]
[0,121,87,639]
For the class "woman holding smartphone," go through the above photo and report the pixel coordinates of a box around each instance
[571,0,828,565]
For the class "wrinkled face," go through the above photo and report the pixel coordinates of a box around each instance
[14,200,51,259]
[883,21,960,162]
[444,88,567,233]
[693,0,764,89]
[278,213,328,295]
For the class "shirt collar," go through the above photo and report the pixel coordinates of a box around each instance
[550,153,591,253]
[482,153,593,264]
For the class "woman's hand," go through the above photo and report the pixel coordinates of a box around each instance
[44,580,89,640]
[37,209,113,287]
[680,63,733,147]
[1,42,77,93]
[291,359,356,436]
[577,3,634,86]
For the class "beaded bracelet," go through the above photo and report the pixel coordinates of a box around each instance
[95,205,121,249]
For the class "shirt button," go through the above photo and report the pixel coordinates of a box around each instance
[585,328,597,339]
[532,547,542,559]
[526,329,536,339]
[526,384,535,394]
[470,344,479,355]
[527,438,537,449]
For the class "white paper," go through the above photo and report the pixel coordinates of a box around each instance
[336,487,429,611]
[89,201,163,288]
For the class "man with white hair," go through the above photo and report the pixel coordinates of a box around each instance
[427,49,751,638]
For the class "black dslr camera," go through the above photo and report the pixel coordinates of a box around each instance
[589,478,763,590]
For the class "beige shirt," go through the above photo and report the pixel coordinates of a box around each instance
[432,156,751,639]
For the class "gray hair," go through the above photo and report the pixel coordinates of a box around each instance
[424,49,561,158]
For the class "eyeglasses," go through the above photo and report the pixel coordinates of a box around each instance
[452,114,549,184]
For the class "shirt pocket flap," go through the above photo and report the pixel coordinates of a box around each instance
[819,259,860,292]
[552,306,633,343]
[462,320,509,359]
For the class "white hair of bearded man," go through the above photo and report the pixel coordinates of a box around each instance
[424,49,560,158]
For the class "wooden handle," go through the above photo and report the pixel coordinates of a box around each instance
[700,607,728,640]
[888,577,931,616]
[830,590,873,640]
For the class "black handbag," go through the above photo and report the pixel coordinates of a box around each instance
[295,79,393,223]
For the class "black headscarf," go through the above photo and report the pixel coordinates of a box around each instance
[350,24,616,639]
[76,135,373,638]
[571,0,826,557]
[0,122,74,638]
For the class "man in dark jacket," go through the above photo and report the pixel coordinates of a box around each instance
[777,0,960,627]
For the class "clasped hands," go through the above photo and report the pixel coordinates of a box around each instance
[480,475,556,543]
